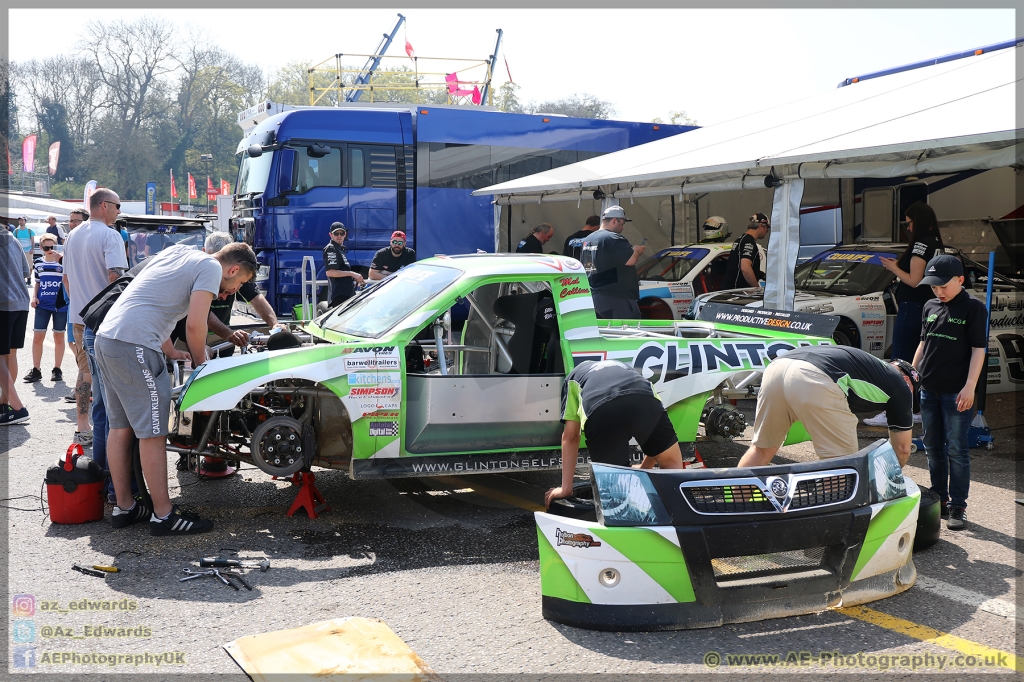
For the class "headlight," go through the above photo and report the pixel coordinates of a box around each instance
[866,441,906,502]
[256,265,270,281]
[592,464,671,526]
[684,299,699,320]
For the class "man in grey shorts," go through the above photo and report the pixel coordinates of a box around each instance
[94,241,257,536]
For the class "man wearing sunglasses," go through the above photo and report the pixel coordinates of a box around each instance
[368,230,417,281]
[722,212,770,289]
[323,223,364,307]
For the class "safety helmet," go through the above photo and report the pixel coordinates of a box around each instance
[702,216,730,241]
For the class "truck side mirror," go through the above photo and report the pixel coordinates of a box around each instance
[246,144,263,158]
[276,148,297,195]
[307,143,330,158]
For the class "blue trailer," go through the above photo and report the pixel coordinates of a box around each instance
[231,104,694,315]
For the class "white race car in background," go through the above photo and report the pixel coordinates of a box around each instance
[636,243,767,320]
[688,244,1024,394]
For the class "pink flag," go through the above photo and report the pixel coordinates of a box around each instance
[48,141,60,176]
[405,41,416,59]
[22,135,37,173]
[170,170,178,199]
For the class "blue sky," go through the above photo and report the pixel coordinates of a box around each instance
[9,8,1015,125]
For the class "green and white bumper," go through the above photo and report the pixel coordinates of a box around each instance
[537,441,919,630]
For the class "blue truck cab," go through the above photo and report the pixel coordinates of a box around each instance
[232,105,694,314]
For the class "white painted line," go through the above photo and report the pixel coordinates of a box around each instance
[915,574,1019,621]
[737,620,854,638]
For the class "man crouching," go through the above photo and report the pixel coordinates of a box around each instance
[95,242,257,536]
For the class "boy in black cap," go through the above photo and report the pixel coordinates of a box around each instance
[912,254,987,530]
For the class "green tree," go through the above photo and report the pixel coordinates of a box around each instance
[652,110,698,126]
[494,82,524,113]
[529,93,614,119]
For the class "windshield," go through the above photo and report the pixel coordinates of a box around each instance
[127,229,207,267]
[321,264,463,338]
[636,248,711,282]
[236,151,274,195]
[794,251,895,295]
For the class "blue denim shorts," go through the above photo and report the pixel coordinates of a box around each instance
[33,307,68,333]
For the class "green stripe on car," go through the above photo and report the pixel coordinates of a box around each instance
[537,526,590,603]
[592,527,696,603]
[851,493,919,581]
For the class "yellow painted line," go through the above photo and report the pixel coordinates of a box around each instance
[840,605,1019,671]
[435,476,545,512]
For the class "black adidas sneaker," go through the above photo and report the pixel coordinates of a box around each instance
[150,506,213,536]
[111,498,152,529]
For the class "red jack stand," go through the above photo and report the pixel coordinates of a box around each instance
[285,471,330,519]
[197,456,236,478]
[682,446,706,469]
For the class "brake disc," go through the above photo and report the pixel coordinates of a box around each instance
[251,416,306,476]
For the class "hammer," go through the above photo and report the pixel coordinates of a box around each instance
[199,557,270,572]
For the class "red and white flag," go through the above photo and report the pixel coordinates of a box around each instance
[48,141,60,176]
[22,135,37,173]
[207,176,218,197]
[170,170,178,199]
[405,40,416,60]
[220,179,231,196]
[187,173,197,199]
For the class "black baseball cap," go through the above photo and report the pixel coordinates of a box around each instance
[919,254,963,286]
[330,222,347,234]
[891,359,921,413]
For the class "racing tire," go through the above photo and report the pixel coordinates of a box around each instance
[832,319,861,348]
[914,486,942,552]
[547,482,597,521]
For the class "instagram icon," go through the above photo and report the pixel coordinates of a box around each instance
[12,594,35,617]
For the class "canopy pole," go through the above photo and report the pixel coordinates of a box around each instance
[764,178,803,311]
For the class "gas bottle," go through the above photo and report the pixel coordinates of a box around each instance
[45,444,105,524]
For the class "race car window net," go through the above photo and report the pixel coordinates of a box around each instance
[793,254,892,295]
[636,248,711,282]
[321,264,462,338]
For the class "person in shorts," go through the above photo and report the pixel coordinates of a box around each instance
[95,241,257,536]
[12,217,34,283]
[23,233,67,384]
[913,254,987,530]
[1,225,31,425]
[738,345,919,467]
[545,360,683,507]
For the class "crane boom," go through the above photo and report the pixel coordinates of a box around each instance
[347,13,406,103]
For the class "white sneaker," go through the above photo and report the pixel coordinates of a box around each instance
[913,413,922,424]
[863,412,888,427]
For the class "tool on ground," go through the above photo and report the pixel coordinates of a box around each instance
[72,563,107,578]
[46,444,105,524]
[92,565,119,573]
[180,567,252,591]
[200,557,270,572]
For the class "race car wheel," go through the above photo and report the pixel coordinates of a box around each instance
[832,319,861,348]
[251,416,307,477]
[639,298,674,320]
[914,486,942,552]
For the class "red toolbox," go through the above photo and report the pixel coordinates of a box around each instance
[45,444,105,524]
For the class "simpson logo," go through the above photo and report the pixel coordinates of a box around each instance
[349,387,398,396]
[343,357,401,371]
[369,422,399,437]
[862,319,884,326]
[555,528,602,548]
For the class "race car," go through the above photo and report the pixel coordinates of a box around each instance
[687,244,1024,394]
[636,242,767,320]
[538,438,920,630]
[171,255,835,482]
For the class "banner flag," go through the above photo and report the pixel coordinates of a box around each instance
[207,176,218,196]
[48,141,60,176]
[22,135,37,173]
[220,179,231,195]
[83,180,97,207]
[146,182,157,214]
[170,170,178,198]
[187,173,197,199]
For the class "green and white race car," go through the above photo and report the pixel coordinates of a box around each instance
[537,439,919,630]
[172,254,834,479]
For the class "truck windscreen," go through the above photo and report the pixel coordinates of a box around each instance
[237,151,274,195]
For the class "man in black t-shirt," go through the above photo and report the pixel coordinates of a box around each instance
[739,344,920,467]
[562,215,600,261]
[913,255,986,530]
[544,360,683,507]
[323,222,363,307]
[516,223,554,254]
[583,206,646,319]
[369,230,416,280]
[722,213,770,289]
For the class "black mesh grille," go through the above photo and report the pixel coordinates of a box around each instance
[684,485,776,513]
[712,547,826,579]
[789,474,856,509]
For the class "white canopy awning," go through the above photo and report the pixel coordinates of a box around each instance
[474,45,1021,202]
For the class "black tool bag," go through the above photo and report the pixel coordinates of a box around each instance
[80,276,133,332]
